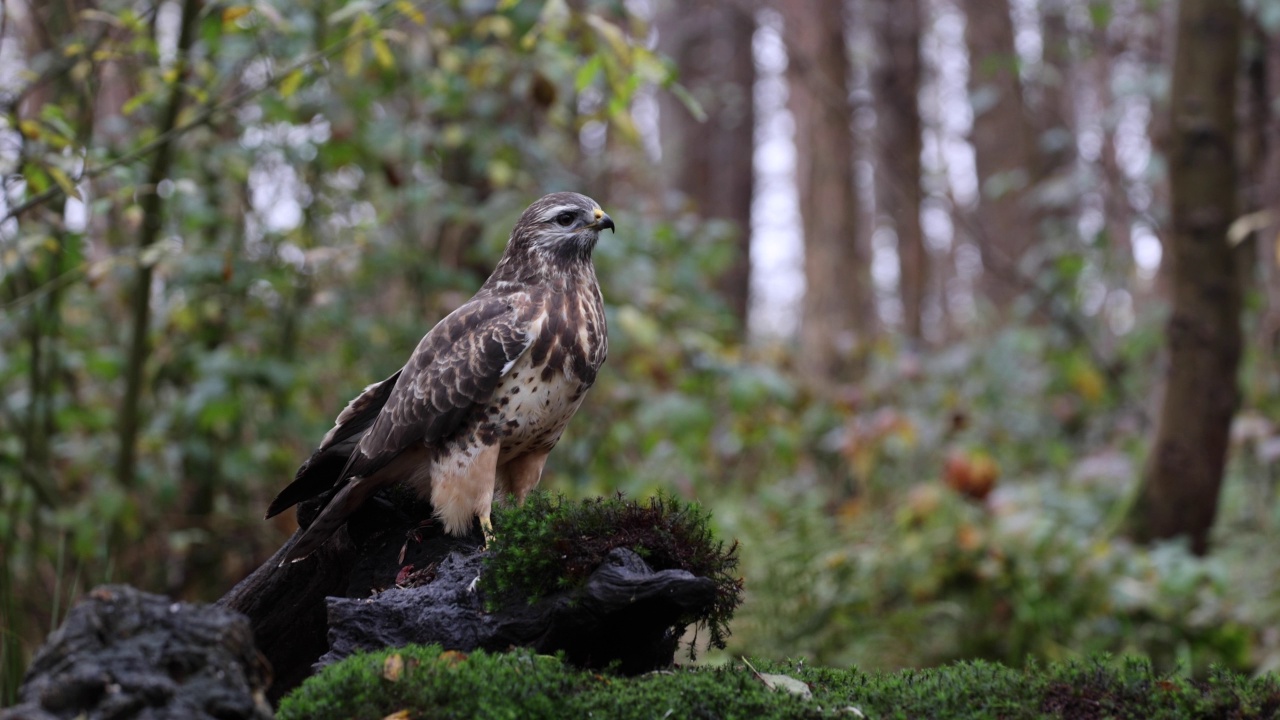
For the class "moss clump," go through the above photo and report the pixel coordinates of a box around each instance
[769,654,1280,719]
[481,491,743,650]
[276,644,813,720]
[279,647,1280,720]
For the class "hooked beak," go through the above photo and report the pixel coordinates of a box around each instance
[591,209,615,233]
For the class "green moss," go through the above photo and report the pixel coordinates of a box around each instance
[481,491,743,650]
[279,647,1280,720]
[276,645,811,720]
[767,655,1280,719]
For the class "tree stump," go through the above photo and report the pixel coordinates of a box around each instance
[1,585,272,720]
[218,489,722,702]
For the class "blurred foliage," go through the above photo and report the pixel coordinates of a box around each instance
[718,328,1280,677]
[3,0,1280,710]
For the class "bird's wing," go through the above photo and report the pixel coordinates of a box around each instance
[340,293,540,482]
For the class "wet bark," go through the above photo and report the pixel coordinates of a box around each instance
[872,0,926,340]
[1129,0,1242,555]
[962,0,1036,310]
[658,0,756,328]
[781,0,873,381]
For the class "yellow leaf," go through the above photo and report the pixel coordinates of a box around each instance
[343,41,364,77]
[475,15,514,39]
[343,15,369,77]
[79,8,125,27]
[437,650,468,667]
[371,33,395,70]
[609,112,638,143]
[487,159,514,188]
[17,120,40,140]
[279,69,304,98]
[394,0,425,25]
[381,711,411,720]
[584,14,631,63]
[71,59,92,83]
[63,42,85,57]
[382,653,404,682]
[46,166,82,201]
[222,6,253,24]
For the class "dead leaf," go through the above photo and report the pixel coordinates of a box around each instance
[741,657,812,699]
[383,653,404,682]
[758,672,812,698]
[438,650,468,667]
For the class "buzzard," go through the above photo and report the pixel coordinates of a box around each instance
[267,192,612,564]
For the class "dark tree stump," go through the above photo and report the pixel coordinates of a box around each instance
[218,489,722,701]
[218,490,480,703]
[322,546,717,675]
[0,585,272,720]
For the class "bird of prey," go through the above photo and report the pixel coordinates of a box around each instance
[266,192,612,564]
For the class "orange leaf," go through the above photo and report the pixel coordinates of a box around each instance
[222,6,252,24]
[437,650,468,667]
[383,653,404,682]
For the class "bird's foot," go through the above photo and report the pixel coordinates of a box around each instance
[479,513,495,551]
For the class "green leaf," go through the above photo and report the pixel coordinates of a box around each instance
[22,163,50,194]
[669,83,706,123]
[279,68,304,98]
[574,55,602,92]
[46,166,81,201]
[122,90,153,116]
[394,0,425,25]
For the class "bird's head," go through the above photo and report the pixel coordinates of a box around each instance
[507,191,614,264]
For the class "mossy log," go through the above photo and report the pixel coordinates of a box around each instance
[1,585,272,720]
[218,490,726,703]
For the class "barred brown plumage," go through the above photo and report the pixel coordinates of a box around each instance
[266,192,612,565]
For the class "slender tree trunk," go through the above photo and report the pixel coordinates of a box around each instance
[1035,0,1076,236]
[1129,0,1242,555]
[962,0,1036,309]
[1255,21,1280,379]
[872,0,926,341]
[114,0,201,490]
[781,0,872,381]
[1089,11,1135,283]
[657,0,756,329]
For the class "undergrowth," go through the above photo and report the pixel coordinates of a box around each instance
[481,491,744,650]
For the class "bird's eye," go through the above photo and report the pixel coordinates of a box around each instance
[555,212,576,227]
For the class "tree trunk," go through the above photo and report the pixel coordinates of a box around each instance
[1035,0,1076,237]
[114,0,202,490]
[1253,20,1280,381]
[872,0,926,341]
[781,0,872,381]
[657,0,755,329]
[1129,0,1242,555]
[962,0,1036,310]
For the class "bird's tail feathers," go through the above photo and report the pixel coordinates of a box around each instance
[265,438,358,519]
[278,475,380,565]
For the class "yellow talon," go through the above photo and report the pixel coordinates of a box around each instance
[480,513,495,549]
